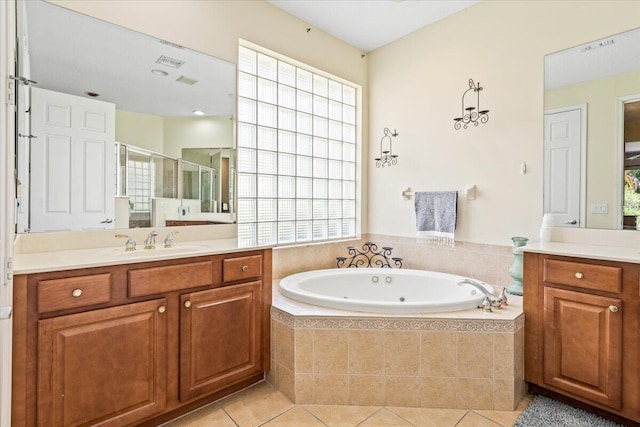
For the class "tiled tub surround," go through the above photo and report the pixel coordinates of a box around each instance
[268,286,525,411]
[272,234,515,287]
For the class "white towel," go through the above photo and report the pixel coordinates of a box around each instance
[415,191,457,247]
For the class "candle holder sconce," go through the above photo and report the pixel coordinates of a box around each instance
[453,78,490,130]
[374,127,399,168]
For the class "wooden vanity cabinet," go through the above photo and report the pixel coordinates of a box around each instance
[524,253,640,423]
[12,249,272,427]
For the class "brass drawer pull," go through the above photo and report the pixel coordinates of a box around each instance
[71,289,83,298]
[574,272,584,279]
[184,300,192,308]
[242,265,249,272]
[609,305,619,313]
[158,305,166,314]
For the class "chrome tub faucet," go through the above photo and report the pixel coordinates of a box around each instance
[144,230,158,249]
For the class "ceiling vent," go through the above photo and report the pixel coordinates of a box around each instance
[176,75,199,85]
[156,55,184,68]
[160,40,184,49]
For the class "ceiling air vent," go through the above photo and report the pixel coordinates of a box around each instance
[160,40,184,49]
[156,55,184,69]
[176,75,199,85]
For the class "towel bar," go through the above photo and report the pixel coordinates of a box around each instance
[402,185,477,201]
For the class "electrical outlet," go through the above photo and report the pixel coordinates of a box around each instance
[590,204,608,214]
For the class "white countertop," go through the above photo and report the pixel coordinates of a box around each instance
[523,241,640,264]
[13,238,269,274]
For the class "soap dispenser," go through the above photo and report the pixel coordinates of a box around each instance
[540,213,552,243]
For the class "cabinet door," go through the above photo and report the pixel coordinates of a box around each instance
[38,299,167,427]
[543,287,622,409]
[180,282,262,401]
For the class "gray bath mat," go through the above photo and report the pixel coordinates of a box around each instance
[515,396,624,427]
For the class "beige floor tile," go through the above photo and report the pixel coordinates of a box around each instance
[305,404,380,427]
[454,412,501,427]
[357,408,413,426]
[261,406,327,426]
[388,407,467,427]
[219,381,294,426]
[161,403,236,427]
[474,396,532,427]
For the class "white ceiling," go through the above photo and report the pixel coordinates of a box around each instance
[266,0,479,52]
[545,27,640,90]
[23,0,236,118]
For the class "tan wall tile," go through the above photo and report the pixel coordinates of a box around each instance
[266,367,276,387]
[457,333,493,378]
[295,373,314,404]
[313,374,349,405]
[493,333,515,379]
[274,320,295,371]
[314,329,348,374]
[385,377,421,407]
[455,378,493,409]
[349,330,384,375]
[420,332,457,377]
[420,377,457,408]
[276,363,295,402]
[514,328,525,377]
[384,331,420,376]
[295,328,314,373]
[348,375,385,406]
[493,379,516,410]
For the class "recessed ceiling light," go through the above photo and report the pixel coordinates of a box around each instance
[84,91,100,97]
[193,110,205,116]
[151,69,168,76]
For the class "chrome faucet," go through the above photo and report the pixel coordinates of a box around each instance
[164,231,179,248]
[115,234,136,251]
[144,230,158,249]
[457,278,507,309]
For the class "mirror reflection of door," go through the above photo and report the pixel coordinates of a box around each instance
[544,105,586,227]
[623,99,640,229]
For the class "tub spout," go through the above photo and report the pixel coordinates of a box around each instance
[457,278,506,308]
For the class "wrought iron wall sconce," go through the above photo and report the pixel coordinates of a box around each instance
[374,127,399,168]
[336,241,403,268]
[453,79,489,130]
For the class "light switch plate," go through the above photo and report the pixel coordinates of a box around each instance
[590,204,608,214]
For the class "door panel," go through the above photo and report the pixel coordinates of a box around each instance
[38,299,167,426]
[543,287,622,409]
[544,108,582,227]
[180,282,262,401]
[30,87,115,232]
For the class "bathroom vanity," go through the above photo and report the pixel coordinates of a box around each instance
[523,245,640,424]
[11,245,272,426]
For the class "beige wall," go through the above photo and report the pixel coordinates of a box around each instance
[546,70,640,229]
[115,110,164,153]
[163,116,233,159]
[367,0,640,245]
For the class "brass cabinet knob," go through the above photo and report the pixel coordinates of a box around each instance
[184,301,192,308]
[575,272,584,279]
[242,265,249,272]
[158,306,166,314]
[609,305,619,313]
[71,289,83,298]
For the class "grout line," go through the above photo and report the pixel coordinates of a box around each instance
[221,406,240,427]
[355,407,385,427]
[466,410,505,426]
[385,407,418,426]
[301,406,331,426]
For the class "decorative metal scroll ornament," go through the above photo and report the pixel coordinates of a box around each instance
[336,241,403,268]
[453,79,489,130]
[374,127,399,168]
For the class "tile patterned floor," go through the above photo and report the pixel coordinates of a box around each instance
[163,381,533,427]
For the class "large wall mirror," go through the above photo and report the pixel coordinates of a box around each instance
[15,0,237,233]
[544,26,640,230]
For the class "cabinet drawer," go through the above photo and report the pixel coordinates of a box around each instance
[223,255,262,282]
[129,261,213,297]
[543,259,621,293]
[38,273,111,313]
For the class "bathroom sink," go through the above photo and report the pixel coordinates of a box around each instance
[108,244,209,258]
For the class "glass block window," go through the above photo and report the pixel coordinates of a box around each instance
[237,45,358,247]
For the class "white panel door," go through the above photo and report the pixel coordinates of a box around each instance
[544,108,583,227]
[30,87,115,232]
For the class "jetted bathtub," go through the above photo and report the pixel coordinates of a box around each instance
[278,268,493,314]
